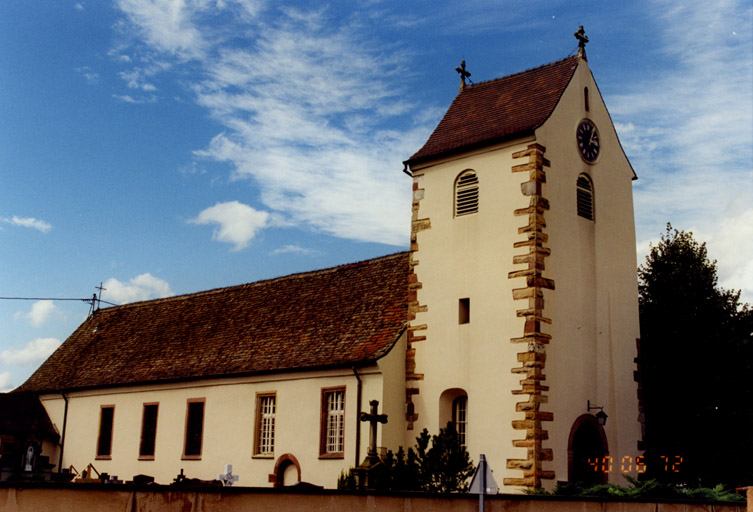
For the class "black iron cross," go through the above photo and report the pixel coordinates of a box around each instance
[359,400,388,456]
[574,25,589,53]
[455,60,471,91]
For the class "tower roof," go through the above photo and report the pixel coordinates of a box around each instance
[406,56,580,166]
[18,253,409,393]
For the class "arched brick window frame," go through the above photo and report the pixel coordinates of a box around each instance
[268,453,301,488]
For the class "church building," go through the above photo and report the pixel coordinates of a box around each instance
[15,30,642,491]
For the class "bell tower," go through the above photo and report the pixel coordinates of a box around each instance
[403,32,641,490]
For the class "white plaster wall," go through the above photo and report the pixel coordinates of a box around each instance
[410,140,533,485]
[376,332,408,452]
[39,363,393,488]
[535,59,642,485]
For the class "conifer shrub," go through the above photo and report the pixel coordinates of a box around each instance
[338,422,475,493]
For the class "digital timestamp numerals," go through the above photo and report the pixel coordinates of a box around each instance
[587,456,684,474]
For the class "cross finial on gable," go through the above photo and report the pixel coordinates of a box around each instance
[574,26,589,59]
[455,60,472,92]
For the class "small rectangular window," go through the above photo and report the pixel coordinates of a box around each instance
[254,393,276,457]
[459,298,470,324]
[584,86,590,112]
[96,405,115,459]
[139,403,159,459]
[320,387,346,457]
[183,399,205,459]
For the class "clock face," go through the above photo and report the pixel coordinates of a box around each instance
[576,120,600,163]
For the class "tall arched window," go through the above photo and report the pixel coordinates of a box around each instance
[576,174,594,221]
[439,389,468,447]
[452,396,468,447]
[455,170,479,216]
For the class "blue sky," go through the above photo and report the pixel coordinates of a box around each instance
[1,0,751,391]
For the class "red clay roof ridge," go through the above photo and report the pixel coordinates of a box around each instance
[465,55,580,90]
[96,251,409,312]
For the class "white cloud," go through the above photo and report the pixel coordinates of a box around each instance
[75,66,100,85]
[0,372,12,392]
[613,0,752,301]
[1,216,52,233]
[103,273,174,304]
[697,207,753,304]
[115,3,419,247]
[0,338,61,366]
[17,300,59,328]
[190,200,270,250]
[118,70,157,91]
[116,0,211,60]
[112,93,156,104]
[636,207,753,305]
[271,244,323,256]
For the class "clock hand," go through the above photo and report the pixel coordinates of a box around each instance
[589,130,599,147]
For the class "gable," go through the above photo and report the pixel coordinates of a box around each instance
[19,253,409,393]
[406,56,579,167]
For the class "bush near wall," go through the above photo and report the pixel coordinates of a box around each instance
[530,476,745,502]
[339,422,475,493]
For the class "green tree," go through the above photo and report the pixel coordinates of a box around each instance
[638,224,753,487]
[413,422,475,492]
[340,422,475,492]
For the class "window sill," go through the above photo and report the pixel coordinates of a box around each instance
[319,453,344,460]
[138,456,155,461]
[181,455,202,461]
[252,454,274,459]
[95,455,111,460]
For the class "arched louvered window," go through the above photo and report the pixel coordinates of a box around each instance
[576,174,594,221]
[455,170,479,216]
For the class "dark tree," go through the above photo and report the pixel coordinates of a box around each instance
[413,422,475,493]
[340,422,475,492]
[638,224,753,487]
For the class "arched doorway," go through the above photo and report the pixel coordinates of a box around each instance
[269,453,301,488]
[568,414,609,485]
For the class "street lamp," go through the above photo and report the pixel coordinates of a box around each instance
[587,400,608,426]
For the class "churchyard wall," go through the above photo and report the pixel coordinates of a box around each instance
[0,484,747,512]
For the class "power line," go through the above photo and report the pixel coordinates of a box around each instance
[0,296,117,307]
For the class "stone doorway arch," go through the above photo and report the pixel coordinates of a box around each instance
[567,414,609,484]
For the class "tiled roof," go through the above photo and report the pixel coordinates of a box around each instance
[0,392,59,439]
[407,56,580,165]
[19,253,409,393]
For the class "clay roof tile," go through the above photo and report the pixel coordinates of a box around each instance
[407,56,580,166]
[19,253,409,393]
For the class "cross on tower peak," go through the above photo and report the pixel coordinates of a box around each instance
[455,60,472,92]
[574,26,589,59]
